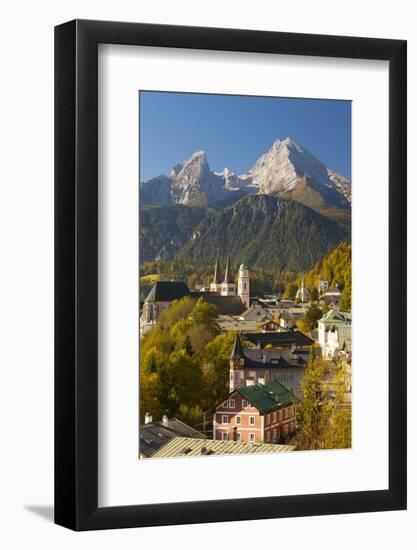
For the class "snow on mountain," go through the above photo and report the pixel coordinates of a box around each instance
[327,169,352,203]
[140,138,351,211]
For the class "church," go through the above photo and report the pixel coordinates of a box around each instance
[140,258,250,337]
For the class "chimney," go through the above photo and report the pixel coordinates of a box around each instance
[144,412,152,424]
[162,414,169,426]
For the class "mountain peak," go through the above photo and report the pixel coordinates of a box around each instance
[141,138,351,212]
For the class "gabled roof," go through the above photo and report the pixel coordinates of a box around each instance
[151,436,294,458]
[319,309,351,325]
[236,380,294,415]
[244,330,314,348]
[239,304,273,321]
[242,349,293,369]
[139,417,205,457]
[144,281,190,303]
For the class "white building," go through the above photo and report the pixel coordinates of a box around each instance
[296,277,310,303]
[318,309,351,359]
[318,280,329,295]
[237,262,250,308]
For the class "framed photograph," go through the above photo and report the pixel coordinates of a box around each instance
[55,20,407,530]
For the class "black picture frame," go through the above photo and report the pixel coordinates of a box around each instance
[55,19,407,531]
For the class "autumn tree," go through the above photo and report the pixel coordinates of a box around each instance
[293,357,351,450]
[284,282,298,299]
[304,303,323,331]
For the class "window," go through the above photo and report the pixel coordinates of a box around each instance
[223,401,228,408]
[249,416,255,425]
[242,399,249,408]
[266,415,270,426]
[283,424,289,435]
[229,399,235,408]
[273,412,277,423]
[236,416,241,425]
[236,432,241,442]
[272,428,277,440]
[265,431,270,442]
[222,415,228,424]
[278,411,282,422]
[221,432,228,441]
[249,433,255,443]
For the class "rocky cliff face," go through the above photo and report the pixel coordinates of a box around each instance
[140,137,351,213]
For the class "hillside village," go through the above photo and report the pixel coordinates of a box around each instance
[139,255,352,458]
[139,131,352,459]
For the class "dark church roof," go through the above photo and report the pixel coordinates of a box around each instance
[144,281,245,315]
[190,292,246,316]
[243,331,314,348]
[144,281,190,303]
[140,417,205,458]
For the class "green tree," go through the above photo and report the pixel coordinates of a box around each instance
[183,334,193,356]
[304,303,323,331]
[294,357,351,450]
[310,287,319,302]
[295,357,333,450]
[284,282,298,299]
[200,331,236,410]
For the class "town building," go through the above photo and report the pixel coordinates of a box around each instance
[296,276,311,303]
[216,315,282,333]
[318,308,352,359]
[318,279,329,296]
[237,262,250,308]
[321,284,343,306]
[228,333,310,393]
[151,436,294,458]
[244,330,314,350]
[140,278,246,337]
[238,303,273,323]
[209,258,222,293]
[139,414,206,458]
[213,380,296,444]
[220,257,236,296]
[140,281,190,336]
[279,306,309,330]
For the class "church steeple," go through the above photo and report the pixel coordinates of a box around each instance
[230,333,244,359]
[210,258,222,293]
[223,256,234,284]
[220,257,236,296]
[213,258,221,284]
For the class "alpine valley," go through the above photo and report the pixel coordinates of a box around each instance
[140,138,351,271]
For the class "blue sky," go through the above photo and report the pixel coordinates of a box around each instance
[139,91,351,182]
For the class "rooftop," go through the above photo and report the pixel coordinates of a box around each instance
[244,330,314,348]
[140,417,205,458]
[144,281,190,303]
[319,309,351,325]
[151,436,294,458]
[236,380,294,415]
[190,292,246,316]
